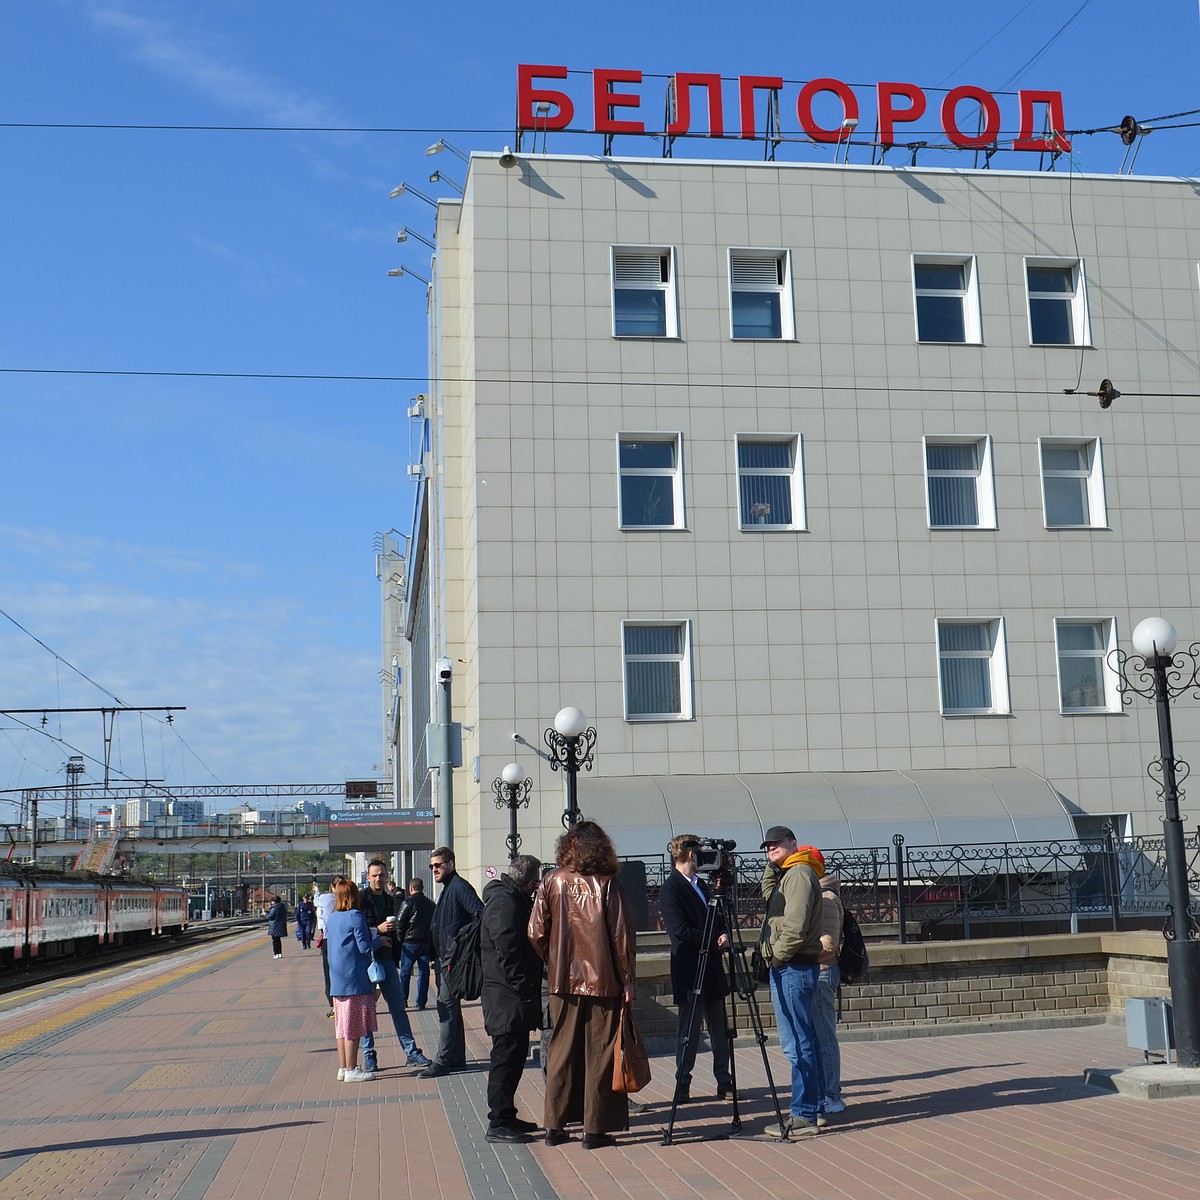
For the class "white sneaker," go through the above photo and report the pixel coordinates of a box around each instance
[343,1067,376,1083]
[337,1067,348,1081]
[824,1099,847,1114]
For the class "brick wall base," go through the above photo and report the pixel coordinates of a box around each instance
[632,931,1169,1050]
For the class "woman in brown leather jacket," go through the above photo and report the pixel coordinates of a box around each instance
[528,820,636,1149]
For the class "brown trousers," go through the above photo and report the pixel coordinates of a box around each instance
[544,994,628,1134]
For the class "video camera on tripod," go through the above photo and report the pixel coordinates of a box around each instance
[662,834,788,1143]
[688,836,736,875]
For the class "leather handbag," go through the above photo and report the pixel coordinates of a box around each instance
[612,999,652,1093]
[367,957,386,984]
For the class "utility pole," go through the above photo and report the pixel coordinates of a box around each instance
[1,706,185,787]
[434,657,458,850]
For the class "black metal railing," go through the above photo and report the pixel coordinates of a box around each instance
[628,831,1200,941]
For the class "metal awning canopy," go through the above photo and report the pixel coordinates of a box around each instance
[574,767,1077,859]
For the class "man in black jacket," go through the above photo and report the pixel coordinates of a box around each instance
[659,834,733,1102]
[480,855,543,1142]
[420,845,484,1078]
[395,876,436,1009]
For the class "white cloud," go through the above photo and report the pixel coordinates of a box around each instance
[0,534,381,794]
[81,2,345,128]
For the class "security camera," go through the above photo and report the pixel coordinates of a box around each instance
[436,657,453,680]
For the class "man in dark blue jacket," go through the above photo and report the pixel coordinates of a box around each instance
[659,834,732,1102]
[420,845,483,1078]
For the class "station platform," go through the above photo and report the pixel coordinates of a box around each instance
[1,930,1199,1200]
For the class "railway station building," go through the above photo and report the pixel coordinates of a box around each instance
[389,104,1200,882]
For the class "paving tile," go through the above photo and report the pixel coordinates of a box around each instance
[2,935,1200,1199]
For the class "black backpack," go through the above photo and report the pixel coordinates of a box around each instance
[444,911,483,1001]
[838,907,869,985]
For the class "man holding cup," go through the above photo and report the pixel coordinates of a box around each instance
[358,859,432,1073]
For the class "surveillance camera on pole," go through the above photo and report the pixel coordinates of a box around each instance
[430,657,459,847]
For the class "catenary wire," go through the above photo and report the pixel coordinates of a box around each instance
[0,366,1191,399]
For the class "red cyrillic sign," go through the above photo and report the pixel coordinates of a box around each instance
[517,66,1070,153]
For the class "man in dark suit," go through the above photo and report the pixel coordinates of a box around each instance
[659,834,733,1102]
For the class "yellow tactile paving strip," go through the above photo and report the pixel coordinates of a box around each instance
[0,940,255,1055]
[123,1062,211,1090]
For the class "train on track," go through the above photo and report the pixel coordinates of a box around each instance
[0,867,188,967]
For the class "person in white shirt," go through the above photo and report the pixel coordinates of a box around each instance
[314,876,341,1019]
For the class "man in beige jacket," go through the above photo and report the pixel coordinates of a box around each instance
[760,825,825,1138]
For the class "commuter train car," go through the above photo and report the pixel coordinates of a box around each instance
[0,869,188,967]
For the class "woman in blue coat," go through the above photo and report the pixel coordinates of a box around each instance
[326,879,383,1082]
[266,895,288,959]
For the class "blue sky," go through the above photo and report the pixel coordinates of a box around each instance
[3,1,1199,808]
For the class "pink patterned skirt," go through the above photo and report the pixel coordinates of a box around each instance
[333,994,378,1040]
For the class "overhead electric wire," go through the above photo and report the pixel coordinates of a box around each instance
[0,364,1193,399]
[0,606,224,785]
[0,122,516,133]
[0,605,129,708]
[937,1,1039,86]
[994,0,1094,92]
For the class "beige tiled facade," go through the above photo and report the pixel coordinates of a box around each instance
[406,152,1200,879]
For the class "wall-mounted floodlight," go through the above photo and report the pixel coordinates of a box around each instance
[387,265,430,285]
[426,138,470,163]
[388,182,438,208]
[428,170,463,195]
[836,117,858,164]
[397,226,436,249]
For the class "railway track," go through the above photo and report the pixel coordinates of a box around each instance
[0,916,262,996]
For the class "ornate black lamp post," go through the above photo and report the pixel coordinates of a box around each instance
[544,706,597,829]
[1114,616,1200,1068]
[492,762,532,858]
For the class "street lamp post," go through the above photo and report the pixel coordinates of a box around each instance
[1114,616,1200,1067]
[492,762,533,858]
[544,706,597,829]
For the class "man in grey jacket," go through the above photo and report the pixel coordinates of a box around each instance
[759,825,825,1138]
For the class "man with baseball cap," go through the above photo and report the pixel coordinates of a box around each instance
[758,824,826,1138]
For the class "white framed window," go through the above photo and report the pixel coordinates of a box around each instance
[729,249,794,340]
[1054,618,1119,714]
[622,620,694,720]
[736,434,804,530]
[1039,437,1105,528]
[612,246,677,338]
[924,436,996,529]
[936,618,1010,716]
[913,255,981,343]
[617,433,684,529]
[1025,258,1090,346]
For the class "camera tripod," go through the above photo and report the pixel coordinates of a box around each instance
[660,889,788,1144]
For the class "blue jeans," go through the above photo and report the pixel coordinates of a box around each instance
[361,957,419,1061]
[769,961,825,1122]
[813,963,842,1105]
[399,941,432,1008]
